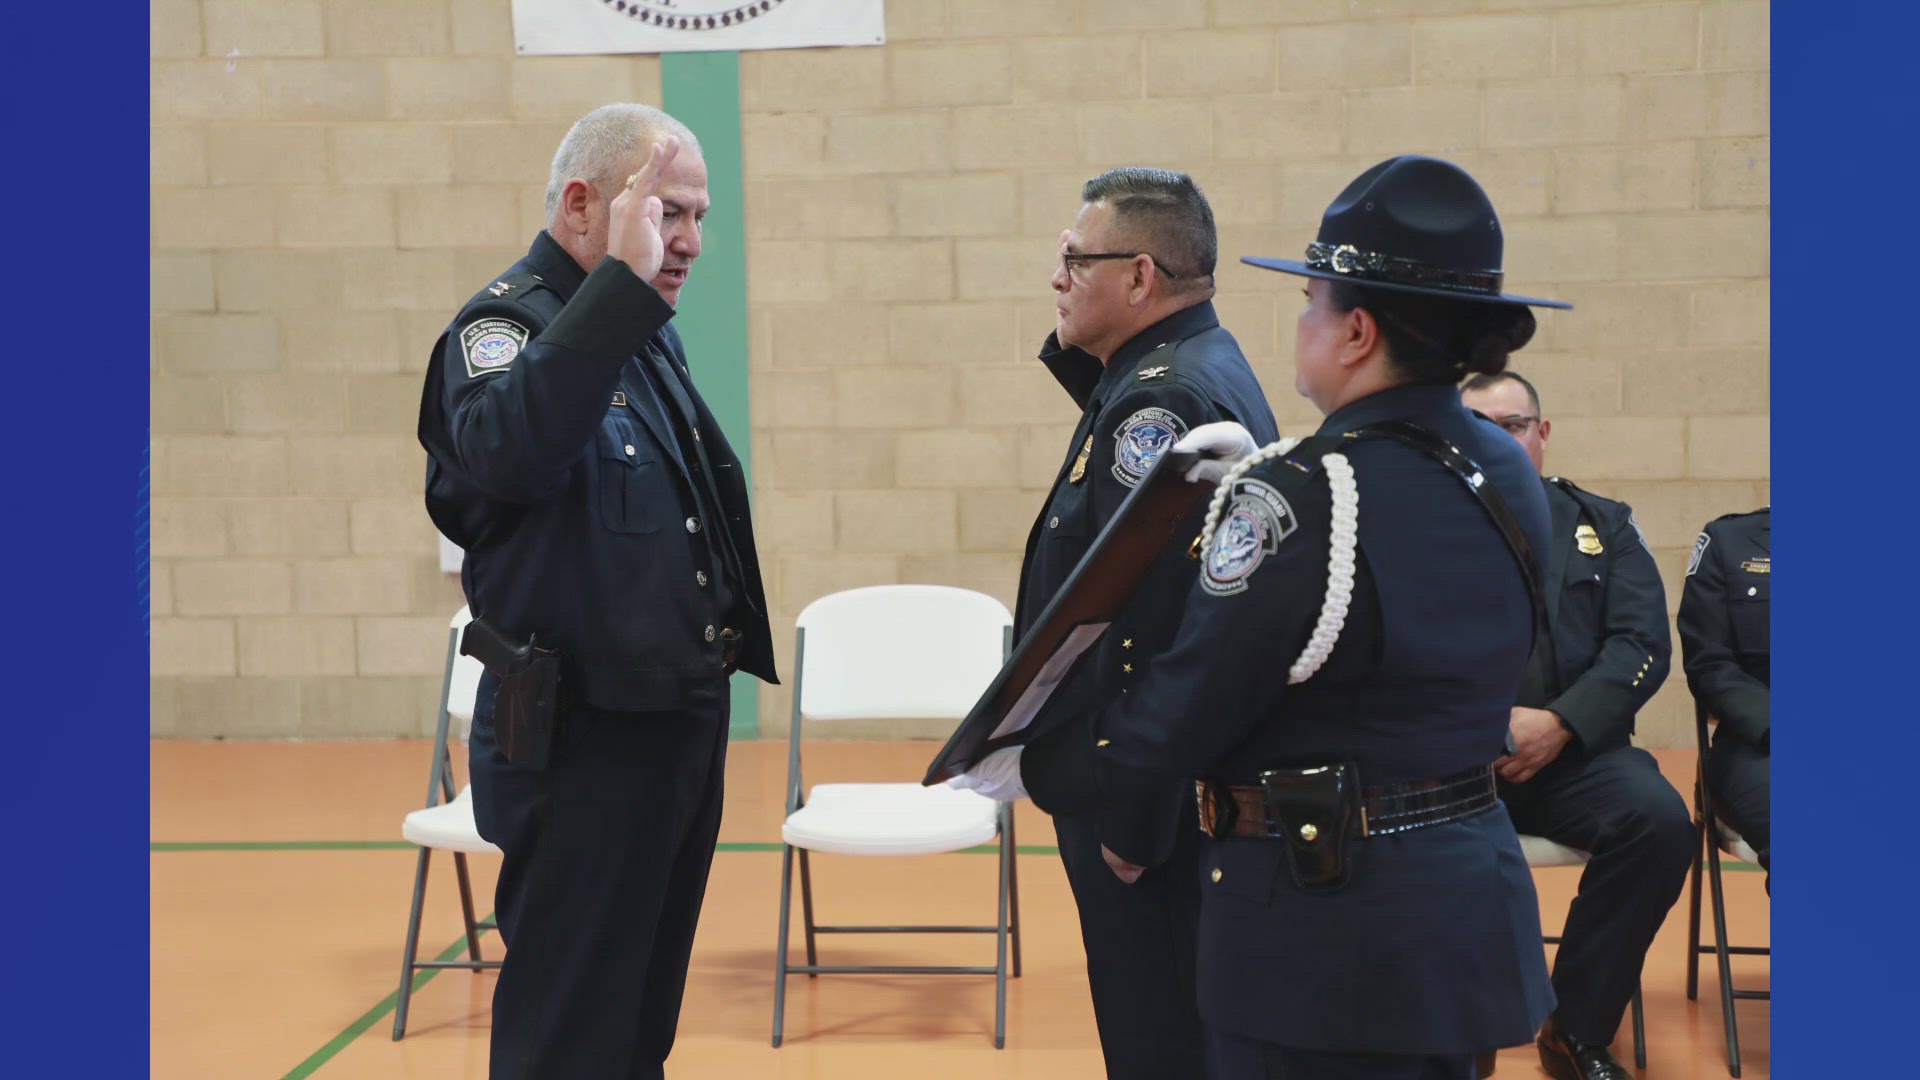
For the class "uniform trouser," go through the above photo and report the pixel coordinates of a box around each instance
[1497,745,1696,1047]
[1052,800,1207,1080]
[469,673,730,1080]
[1704,734,1770,875]
[1207,1027,1473,1079]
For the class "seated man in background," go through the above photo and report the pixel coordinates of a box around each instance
[1677,506,1771,883]
[1462,372,1695,1080]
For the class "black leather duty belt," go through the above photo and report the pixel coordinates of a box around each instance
[1198,764,1499,840]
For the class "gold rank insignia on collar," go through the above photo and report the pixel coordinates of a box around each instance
[1575,523,1604,555]
[1741,558,1770,573]
[1138,365,1170,380]
[488,281,514,297]
[1069,435,1093,483]
[611,391,627,407]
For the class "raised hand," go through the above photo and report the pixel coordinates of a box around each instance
[607,137,680,284]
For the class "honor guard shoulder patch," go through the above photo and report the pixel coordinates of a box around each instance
[460,318,529,378]
[1202,479,1297,596]
[1575,523,1604,556]
[1111,407,1188,487]
[1686,531,1711,576]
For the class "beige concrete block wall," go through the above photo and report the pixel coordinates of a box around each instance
[152,0,1769,750]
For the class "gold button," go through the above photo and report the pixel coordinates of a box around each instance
[1299,823,1319,842]
[1096,738,1111,748]
[1210,868,1223,883]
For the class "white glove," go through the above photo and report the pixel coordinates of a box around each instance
[1175,421,1257,484]
[945,746,1028,802]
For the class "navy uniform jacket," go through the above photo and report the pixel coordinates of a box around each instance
[1015,299,1278,863]
[1677,508,1769,748]
[1025,382,1556,1054]
[417,232,776,711]
[1515,477,1671,755]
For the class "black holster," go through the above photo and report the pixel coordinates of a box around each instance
[460,617,563,772]
[1258,762,1363,892]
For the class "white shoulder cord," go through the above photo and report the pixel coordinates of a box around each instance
[1197,437,1360,684]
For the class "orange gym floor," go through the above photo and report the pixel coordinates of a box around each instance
[151,742,1768,1079]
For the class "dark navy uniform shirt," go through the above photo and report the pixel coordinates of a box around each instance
[1678,507,1770,748]
[1023,381,1558,1054]
[1013,299,1277,862]
[1516,476,1672,756]
[417,232,776,712]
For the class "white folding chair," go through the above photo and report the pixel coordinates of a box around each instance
[392,605,501,1040]
[772,585,1020,1048]
[1685,701,1769,1077]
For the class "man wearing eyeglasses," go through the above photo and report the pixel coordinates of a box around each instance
[1014,167,1277,1078]
[1461,371,1694,1080]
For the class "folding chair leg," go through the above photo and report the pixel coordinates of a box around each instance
[1706,831,1743,1077]
[772,843,795,1048]
[995,805,1011,1050]
[452,852,484,965]
[392,846,431,1040]
[799,847,819,976]
[1687,812,1705,1001]
[1631,983,1647,1070]
[1004,804,1022,978]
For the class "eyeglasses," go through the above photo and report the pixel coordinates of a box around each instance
[1060,251,1184,281]
[1493,415,1542,436]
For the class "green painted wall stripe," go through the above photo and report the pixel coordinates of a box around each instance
[279,917,495,1080]
[660,53,759,742]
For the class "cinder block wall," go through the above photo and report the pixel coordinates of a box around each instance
[151,0,1769,748]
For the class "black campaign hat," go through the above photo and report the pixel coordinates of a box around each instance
[1243,155,1569,310]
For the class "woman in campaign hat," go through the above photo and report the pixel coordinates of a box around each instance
[1008,155,1571,1079]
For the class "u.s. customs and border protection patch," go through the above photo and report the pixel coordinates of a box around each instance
[1686,531,1711,576]
[1202,478,1297,596]
[1111,407,1188,487]
[460,318,529,378]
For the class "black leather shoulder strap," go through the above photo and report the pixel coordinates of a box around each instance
[1341,420,1549,635]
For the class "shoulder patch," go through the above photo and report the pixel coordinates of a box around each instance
[1201,478,1297,596]
[1685,530,1711,576]
[1111,407,1188,487]
[460,318,529,378]
[1627,511,1650,551]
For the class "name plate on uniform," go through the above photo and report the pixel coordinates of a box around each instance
[923,448,1213,786]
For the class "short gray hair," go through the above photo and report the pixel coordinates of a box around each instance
[544,103,702,217]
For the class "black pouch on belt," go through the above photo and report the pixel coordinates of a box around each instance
[1258,762,1363,892]
[460,617,563,772]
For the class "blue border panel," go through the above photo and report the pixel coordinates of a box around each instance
[1775,3,1919,1075]
[4,5,148,1072]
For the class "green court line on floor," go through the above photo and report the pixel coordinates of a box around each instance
[280,918,494,1080]
[147,839,1764,869]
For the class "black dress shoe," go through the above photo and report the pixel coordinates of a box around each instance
[1536,1018,1633,1080]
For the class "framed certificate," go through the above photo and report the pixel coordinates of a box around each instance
[922,448,1215,785]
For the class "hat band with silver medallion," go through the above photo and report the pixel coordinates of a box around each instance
[1304,241,1504,297]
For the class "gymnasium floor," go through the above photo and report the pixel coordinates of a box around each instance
[152,742,1769,1079]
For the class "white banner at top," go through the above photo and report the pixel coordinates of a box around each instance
[512,0,886,56]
